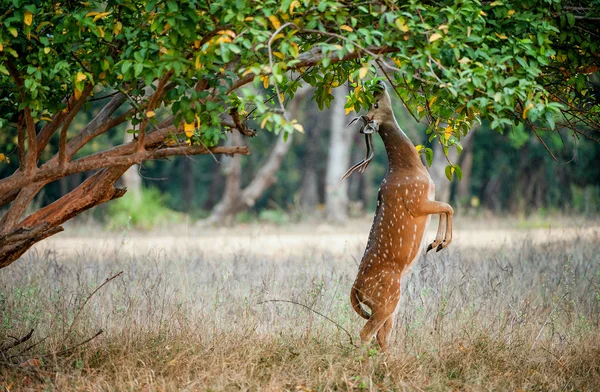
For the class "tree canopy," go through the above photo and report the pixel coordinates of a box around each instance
[0,0,599,267]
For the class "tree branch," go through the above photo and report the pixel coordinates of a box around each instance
[138,72,172,151]
[5,60,37,173]
[59,84,94,168]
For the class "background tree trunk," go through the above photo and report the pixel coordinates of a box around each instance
[299,123,324,213]
[181,157,196,211]
[121,131,142,201]
[325,86,353,223]
[204,86,311,225]
[430,130,475,204]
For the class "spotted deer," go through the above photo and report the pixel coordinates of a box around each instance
[344,82,454,351]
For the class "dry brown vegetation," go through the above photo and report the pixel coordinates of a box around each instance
[1,223,599,391]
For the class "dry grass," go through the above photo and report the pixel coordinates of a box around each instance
[1,223,600,391]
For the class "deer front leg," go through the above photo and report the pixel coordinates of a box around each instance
[426,213,446,253]
[413,200,454,251]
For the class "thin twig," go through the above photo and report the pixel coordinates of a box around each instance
[531,292,568,350]
[268,22,298,117]
[65,271,123,337]
[46,329,104,358]
[257,299,356,347]
[0,329,34,353]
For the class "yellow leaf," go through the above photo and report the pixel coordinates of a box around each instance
[74,87,82,100]
[358,66,369,80]
[113,21,122,35]
[353,85,361,99]
[261,75,269,89]
[429,96,438,106]
[8,27,18,38]
[292,121,304,133]
[494,32,507,40]
[415,144,424,152]
[345,105,354,115]
[260,116,269,128]
[194,39,201,48]
[429,33,442,43]
[273,51,284,59]
[444,125,452,140]
[392,58,401,67]
[97,26,105,38]
[289,0,301,15]
[0,153,5,162]
[195,56,202,70]
[0,43,4,51]
[522,102,534,119]
[268,15,281,30]
[340,25,353,32]
[159,46,168,54]
[217,29,237,38]
[489,1,503,5]
[44,47,50,54]
[24,10,33,26]
[279,92,285,103]
[184,122,195,138]
[507,9,515,17]
[76,72,87,82]
[395,18,409,32]
[437,24,449,34]
[146,110,156,118]
[479,11,487,16]
[86,11,111,22]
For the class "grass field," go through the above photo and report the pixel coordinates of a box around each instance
[1,219,599,391]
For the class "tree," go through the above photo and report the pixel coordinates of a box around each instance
[1,0,599,268]
[204,85,311,224]
[325,86,353,223]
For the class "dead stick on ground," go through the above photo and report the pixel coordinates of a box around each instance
[1,329,34,353]
[257,299,356,347]
[531,292,568,350]
[45,329,104,358]
[65,271,123,337]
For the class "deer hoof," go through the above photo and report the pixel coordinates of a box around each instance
[426,243,433,253]
[436,242,444,252]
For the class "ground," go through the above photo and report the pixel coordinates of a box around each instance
[1,215,599,391]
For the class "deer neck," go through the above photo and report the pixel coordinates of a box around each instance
[378,118,422,172]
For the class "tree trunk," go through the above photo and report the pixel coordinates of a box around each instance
[430,130,475,203]
[299,123,324,213]
[204,86,311,224]
[325,86,353,223]
[181,157,196,211]
[121,131,142,201]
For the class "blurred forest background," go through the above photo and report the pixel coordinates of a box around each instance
[1,84,599,229]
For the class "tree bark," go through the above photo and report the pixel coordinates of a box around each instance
[325,86,353,223]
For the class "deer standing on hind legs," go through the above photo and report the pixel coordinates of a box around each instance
[343,82,454,352]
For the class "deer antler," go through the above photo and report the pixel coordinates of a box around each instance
[341,115,376,180]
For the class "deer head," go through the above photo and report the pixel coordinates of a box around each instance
[341,80,390,180]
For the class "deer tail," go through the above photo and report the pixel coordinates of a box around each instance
[350,285,371,320]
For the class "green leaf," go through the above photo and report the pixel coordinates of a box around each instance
[445,165,453,181]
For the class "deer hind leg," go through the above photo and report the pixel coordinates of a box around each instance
[426,213,446,253]
[376,315,395,352]
[359,309,390,347]
[359,292,399,349]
